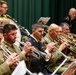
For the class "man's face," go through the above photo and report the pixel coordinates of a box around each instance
[57,27,62,35]
[62,26,70,34]
[0,4,8,14]
[69,10,76,19]
[33,28,44,41]
[49,28,59,38]
[53,29,60,37]
[4,30,17,44]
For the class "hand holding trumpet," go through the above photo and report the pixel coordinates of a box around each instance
[21,42,33,56]
[45,42,55,59]
[5,52,19,68]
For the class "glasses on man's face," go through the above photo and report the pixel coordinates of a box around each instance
[1,6,8,10]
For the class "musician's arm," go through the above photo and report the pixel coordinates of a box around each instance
[0,62,10,75]
[46,50,62,66]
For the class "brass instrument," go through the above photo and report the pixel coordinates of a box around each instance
[68,33,76,45]
[0,46,12,59]
[0,46,44,75]
[0,45,20,68]
[16,40,49,60]
[59,33,76,54]
[18,25,49,60]
[42,37,69,75]
[42,33,76,75]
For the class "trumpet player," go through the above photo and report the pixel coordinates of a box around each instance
[22,23,56,75]
[41,23,74,74]
[0,24,33,75]
[0,52,19,75]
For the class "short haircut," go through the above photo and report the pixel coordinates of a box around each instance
[60,22,70,29]
[3,24,17,33]
[32,23,44,30]
[0,0,7,6]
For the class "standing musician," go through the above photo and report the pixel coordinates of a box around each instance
[0,24,32,75]
[41,23,76,74]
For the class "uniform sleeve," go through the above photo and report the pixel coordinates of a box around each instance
[14,45,28,61]
[19,53,31,69]
[0,62,10,75]
[19,53,27,61]
[45,50,62,67]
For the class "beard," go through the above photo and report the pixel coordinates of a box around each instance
[6,38,16,44]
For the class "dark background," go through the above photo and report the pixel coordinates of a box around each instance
[6,0,76,32]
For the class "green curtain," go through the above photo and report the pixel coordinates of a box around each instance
[6,0,76,32]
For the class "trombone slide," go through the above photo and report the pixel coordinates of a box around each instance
[51,57,68,75]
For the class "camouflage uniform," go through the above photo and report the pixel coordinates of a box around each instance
[41,34,76,74]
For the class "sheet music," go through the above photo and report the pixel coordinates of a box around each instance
[37,17,50,25]
[11,60,26,75]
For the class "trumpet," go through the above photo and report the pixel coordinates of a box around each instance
[0,45,42,75]
[0,45,12,59]
[16,40,49,61]
[16,26,49,60]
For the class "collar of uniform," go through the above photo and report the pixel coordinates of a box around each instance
[30,34,38,42]
[2,41,14,48]
[46,34,54,42]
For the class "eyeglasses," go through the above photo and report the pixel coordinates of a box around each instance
[1,6,8,9]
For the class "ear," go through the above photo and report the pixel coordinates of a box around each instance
[32,29,35,33]
[3,33,7,37]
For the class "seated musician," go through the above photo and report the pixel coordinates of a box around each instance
[60,22,76,39]
[0,24,32,75]
[22,23,57,75]
[41,23,76,74]
[60,22,70,35]
[60,22,76,58]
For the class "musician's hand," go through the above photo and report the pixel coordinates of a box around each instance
[59,42,69,51]
[21,42,32,55]
[46,42,55,53]
[6,53,19,67]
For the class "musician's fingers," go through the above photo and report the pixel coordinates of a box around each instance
[25,42,31,46]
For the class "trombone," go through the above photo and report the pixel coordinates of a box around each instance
[59,34,76,54]
[42,37,69,75]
